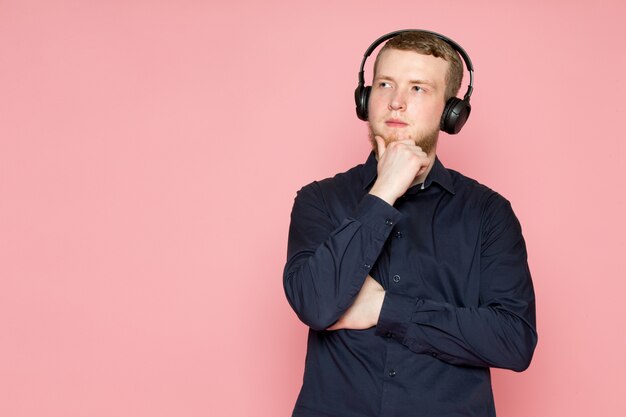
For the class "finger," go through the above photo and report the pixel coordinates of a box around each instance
[399,142,422,151]
[375,136,386,157]
[403,144,427,158]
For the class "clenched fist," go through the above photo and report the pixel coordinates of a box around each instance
[369,135,431,205]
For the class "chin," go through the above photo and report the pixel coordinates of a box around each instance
[368,123,439,155]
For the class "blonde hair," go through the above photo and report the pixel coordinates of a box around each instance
[373,32,463,101]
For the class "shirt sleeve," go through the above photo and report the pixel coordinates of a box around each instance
[375,194,538,372]
[284,183,401,331]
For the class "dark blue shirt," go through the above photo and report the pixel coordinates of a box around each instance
[284,152,537,417]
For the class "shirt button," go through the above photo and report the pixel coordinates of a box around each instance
[385,331,393,338]
[393,275,401,283]
[385,219,394,226]
[431,352,438,358]
[394,231,403,238]
[388,370,396,377]
[363,263,371,269]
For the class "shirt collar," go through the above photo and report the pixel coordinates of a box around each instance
[361,151,379,190]
[361,151,456,195]
[424,156,455,195]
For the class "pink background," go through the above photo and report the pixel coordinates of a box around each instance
[1,1,625,416]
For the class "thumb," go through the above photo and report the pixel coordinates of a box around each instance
[374,136,386,158]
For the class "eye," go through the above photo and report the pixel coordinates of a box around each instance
[412,85,423,92]
[378,81,392,88]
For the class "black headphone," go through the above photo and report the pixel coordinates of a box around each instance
[354,29,474,135]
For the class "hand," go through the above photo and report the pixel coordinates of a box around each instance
[326,275,385,331]
[369,135,430,205]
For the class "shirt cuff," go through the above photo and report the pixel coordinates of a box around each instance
[353,194,402,237]
[375,291,416,342]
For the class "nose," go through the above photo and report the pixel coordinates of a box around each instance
[388,90,407,111]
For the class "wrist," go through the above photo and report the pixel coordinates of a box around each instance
[369,184,398,206]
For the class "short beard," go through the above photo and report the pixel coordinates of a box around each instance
[368,123,439,158]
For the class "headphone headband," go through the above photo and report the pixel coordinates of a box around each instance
[357,29,474,101]
[354,29,475,134]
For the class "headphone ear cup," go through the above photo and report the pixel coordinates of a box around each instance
[354,85,371,121]
[440,97,472,134]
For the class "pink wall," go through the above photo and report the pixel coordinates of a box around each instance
[1,1,625,416]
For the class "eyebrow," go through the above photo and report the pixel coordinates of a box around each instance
[375,75,437,88]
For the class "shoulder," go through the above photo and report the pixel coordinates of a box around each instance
[447,168,514,217]
[295,161,366,204]
[445,168,524,247]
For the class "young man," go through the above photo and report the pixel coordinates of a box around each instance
[284,30,537,417]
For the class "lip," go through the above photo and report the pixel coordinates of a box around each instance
[385,119,408,128]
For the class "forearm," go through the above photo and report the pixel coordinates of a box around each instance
[284,188,400,331]
[376,292,537,371]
